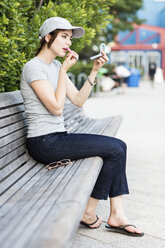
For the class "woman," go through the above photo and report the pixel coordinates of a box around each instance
[20,17,144,237]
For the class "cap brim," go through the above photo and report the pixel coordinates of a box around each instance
[71,27,85,38]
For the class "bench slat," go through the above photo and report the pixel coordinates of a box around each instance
[65,111,84,126]
[0,144,26,169]
[74,117,108,134]
[0,105,25,119]
[0,162,45,207]
[65,115,87,131]
[64,104,82,118]
[0,91,23,108]
[0,111,26,129]
[102,116,123,136]
[0,119,27,138]
[0,136,26,161]
[0,153,27,182]
[0,128,27,149]
[0,158,37,196]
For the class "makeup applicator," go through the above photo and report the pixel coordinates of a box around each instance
[67,48,79,60]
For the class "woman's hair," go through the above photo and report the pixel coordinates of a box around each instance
[36,29,62,55]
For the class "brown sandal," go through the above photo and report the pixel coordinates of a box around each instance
[80,215,102,229]
[105,224,144,237]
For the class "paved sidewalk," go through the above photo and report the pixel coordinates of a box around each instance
[72,80,165,248]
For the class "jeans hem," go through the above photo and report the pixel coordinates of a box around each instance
[90,193,108,200]
[109,191,129,198]
[91,190,129,200]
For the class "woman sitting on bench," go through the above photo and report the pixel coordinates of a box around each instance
[20,17,144,237]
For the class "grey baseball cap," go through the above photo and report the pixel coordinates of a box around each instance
[39,17,85,39]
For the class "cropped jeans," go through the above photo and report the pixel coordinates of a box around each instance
[27,132,129,200]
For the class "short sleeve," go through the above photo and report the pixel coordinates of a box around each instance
[53,60,61,69]
[23,61,47,85]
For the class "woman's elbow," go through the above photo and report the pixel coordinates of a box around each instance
[74,96,84,107]
[50,108,63,116]
[55,109,63,116]
[74,101,83,107]
[77,102,84,107]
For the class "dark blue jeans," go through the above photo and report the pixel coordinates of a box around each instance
[27,132,129,200]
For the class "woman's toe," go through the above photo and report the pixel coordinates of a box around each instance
[126,225,143,234]
[90,216,102,228]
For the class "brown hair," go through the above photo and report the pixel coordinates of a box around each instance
[36,29,62,55]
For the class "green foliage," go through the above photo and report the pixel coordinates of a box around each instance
[107,0,145,40]
[0,0,34,92]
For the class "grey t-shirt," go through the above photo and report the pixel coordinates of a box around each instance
[20,57,66,138]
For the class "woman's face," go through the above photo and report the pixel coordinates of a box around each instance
[50,30,72,57]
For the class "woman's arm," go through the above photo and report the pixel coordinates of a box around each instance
[66,51,109,107]
[66,68,97,107]
[31,66,67,116]
[30,52,77,115]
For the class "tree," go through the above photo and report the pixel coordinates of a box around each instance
[0,0,34,92]
[107,0,144,41]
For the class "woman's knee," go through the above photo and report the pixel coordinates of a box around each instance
[112,139,127,160]
[118,139,127,153]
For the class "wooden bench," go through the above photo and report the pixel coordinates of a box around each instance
[0,91,122,248]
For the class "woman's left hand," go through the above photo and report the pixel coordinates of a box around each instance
[92,51,109,72]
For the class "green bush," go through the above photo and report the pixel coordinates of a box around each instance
[0,0,34,92]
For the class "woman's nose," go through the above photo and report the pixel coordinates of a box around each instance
[67,38,72,46]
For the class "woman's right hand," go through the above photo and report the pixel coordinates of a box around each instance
[92,51,109,73]
[61,50,78,72]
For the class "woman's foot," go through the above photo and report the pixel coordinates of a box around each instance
[81,213,102,229]
[107,214,143,235]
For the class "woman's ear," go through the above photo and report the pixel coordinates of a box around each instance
[45,34,51,43]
